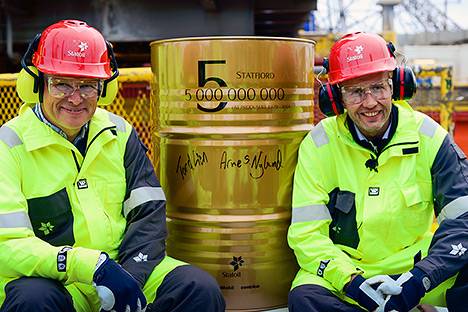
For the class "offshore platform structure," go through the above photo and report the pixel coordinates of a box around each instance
[312,0,464,38]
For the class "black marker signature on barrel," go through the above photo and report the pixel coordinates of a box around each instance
[176,150,208,180]
[219,149,283,179]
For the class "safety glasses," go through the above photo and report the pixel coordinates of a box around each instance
[341,79,393,105]
[46,76,102,99]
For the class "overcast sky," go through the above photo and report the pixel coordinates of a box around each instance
[314,0,468,34]
[445,0,468,28]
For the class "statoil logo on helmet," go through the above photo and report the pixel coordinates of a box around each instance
[78,41,88,52]
[346,45,364,62]
[67,41,89,58]
[327,32,396,84]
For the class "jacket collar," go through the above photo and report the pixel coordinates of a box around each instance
[346,104,399,153]
[336,101,420,154]
[18,104,118,152]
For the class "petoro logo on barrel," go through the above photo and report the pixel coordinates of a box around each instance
[185,60,281,113]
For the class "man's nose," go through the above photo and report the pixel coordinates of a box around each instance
[361,91,378,106]
[67,88,84,105]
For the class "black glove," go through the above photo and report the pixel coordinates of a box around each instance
[345,274,386,311]
[93,252,147,312]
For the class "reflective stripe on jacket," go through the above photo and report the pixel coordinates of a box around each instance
[288,101,468,293]
[0,104,166,288]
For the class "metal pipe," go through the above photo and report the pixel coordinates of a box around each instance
[5,11,16,62]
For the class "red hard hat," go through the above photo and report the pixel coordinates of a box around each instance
[327,32,396,84]
[32,20,112,79]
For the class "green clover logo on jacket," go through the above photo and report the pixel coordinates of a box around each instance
[38,222,54,235]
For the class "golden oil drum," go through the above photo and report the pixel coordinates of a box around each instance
[150,36,315,311]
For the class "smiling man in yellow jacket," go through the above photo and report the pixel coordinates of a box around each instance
[288,32,467,312]
[0,20,225,312]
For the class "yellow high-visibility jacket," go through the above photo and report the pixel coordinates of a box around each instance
[288,101,468,295]
[0,104,167,303]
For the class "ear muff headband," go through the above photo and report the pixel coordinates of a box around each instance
[399,66,404,100]
[20,33,42,94]
[97,41,119,106]
[387,42,396,58]
[387,42,417,101]
[323,58,329,72]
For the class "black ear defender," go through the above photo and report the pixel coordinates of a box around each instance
[318,58,345,117]
[392,65,417,100]
[318,81,344,117]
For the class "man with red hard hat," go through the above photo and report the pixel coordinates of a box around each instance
[0,20,225,312]
[287,32,467,311]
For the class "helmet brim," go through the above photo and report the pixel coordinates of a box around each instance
[34,57,112,79]
[329,57,396,85]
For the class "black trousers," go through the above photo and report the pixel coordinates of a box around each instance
[0,265,225,312]
[446,264,468,312]
[288,284,365,312]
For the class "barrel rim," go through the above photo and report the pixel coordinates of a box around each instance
[150,36,316,46]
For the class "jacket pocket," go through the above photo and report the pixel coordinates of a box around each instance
[399,182,433,235]
[327,188,360,249]
[27,187,75,246]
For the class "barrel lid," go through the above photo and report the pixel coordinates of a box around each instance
[150,36,316,46]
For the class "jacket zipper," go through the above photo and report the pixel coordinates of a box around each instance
[71,126,117,236]
[71,125,117,175]
[71,150,81,171]
[366,140,419,172]
[85,126,117,155]
[86,126,117,237]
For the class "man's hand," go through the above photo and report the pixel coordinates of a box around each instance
[372,268,430,312]
[93,253,147,312]
[345,275,387,311]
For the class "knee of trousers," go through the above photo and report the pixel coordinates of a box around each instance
[288,285,316,309]
[170,265,222,298]
[1,277,74,311]
[446,264,468,312]
[288,284,360,312]
[151,265,225,312]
